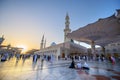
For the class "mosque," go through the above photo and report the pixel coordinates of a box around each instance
[35,13,87,60]
[35,10,120,60]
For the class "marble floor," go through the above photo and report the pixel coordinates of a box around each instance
[0,57,120,80]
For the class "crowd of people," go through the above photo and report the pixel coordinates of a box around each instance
[0,52,117,69]
[0,52,118,76]
[0,52,31,62]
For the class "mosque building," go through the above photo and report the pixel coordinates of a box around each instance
[35,13,87,60]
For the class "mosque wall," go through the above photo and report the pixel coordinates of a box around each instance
[95,42,120,58]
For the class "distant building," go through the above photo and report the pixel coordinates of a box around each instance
[0,36,23,55]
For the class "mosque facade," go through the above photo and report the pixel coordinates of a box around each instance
[35,14,87,60]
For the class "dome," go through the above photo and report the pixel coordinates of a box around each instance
[51,42,56,46]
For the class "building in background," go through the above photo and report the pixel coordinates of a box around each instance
[0,36,23,56]
[95,42,120,58]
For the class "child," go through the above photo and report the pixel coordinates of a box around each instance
[76,62,82,69]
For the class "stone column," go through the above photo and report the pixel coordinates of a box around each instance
[91,41,95,54]
[101,46,105,56]
[91,41,96,60]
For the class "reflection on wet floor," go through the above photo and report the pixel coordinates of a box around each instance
[0,57,120,80]
[93,75,111,80]
[91,66,120,80]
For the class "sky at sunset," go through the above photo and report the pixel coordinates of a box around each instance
[0,0,120,51]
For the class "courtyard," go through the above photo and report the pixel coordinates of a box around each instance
[0,57,120,80]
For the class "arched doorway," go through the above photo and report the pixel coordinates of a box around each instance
[62,53,65,58]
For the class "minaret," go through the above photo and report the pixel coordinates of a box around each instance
[64,13,71,42]
[40,35,44,49]
[44,39,46,48]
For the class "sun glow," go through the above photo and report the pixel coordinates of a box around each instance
[16,45,28,53]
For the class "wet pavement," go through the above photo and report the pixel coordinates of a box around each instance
[0,58,120,80]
